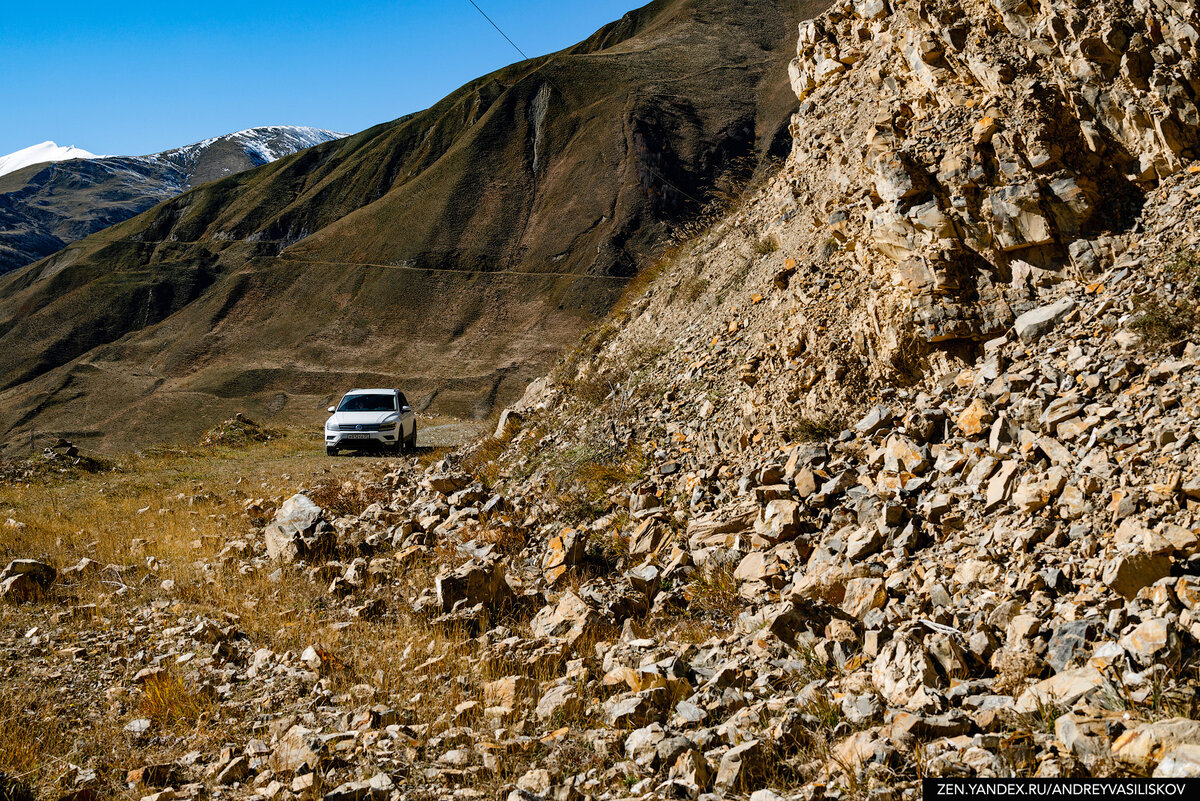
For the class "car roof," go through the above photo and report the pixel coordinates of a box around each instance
[343,388,399,395]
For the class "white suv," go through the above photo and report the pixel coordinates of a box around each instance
[324,389,417,456]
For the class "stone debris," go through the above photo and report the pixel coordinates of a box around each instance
[263,494,335,563]
[5,0,1200,798]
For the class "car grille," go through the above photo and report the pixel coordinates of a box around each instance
[338,424,386,432]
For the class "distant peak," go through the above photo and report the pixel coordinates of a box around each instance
[0,140,100,178]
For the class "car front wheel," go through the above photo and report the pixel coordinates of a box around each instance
[405,421,418,451]
[326,446,339,457]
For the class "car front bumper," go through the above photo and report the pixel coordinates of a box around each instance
[326,428,400,448]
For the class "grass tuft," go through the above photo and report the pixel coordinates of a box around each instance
[787,415,846,443]
[1130,296,1199,348]
[683,565,742,622]
[140,673,212,726]
[752,235,779,256]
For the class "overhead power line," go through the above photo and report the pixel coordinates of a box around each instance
[467,0,530,61]
[463,1,709,209]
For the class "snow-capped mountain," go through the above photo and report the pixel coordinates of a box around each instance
[145,126,348,190]
[0,141,100,179]
[0,126,346,275]
[158,126,341,169]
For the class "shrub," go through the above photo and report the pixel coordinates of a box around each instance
[752,235,779,256]
[1168,247,1200,290]
[788,415,846,443]
[682,276,709,303]
[1130,296,1198,348]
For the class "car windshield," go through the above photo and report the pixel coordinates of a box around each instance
[337,394,396,412]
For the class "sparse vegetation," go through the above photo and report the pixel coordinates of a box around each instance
[548,440,647,523]
[1127,248,1200,349]
[1129,295,1199,348]
[306,474,391,517]
[140,673,213,726]
[1168,247,1200,289]
[683,565,742,624]
[787,415,847,443]
[752,234,779,256]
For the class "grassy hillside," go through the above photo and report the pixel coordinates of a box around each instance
[0,0,830,453]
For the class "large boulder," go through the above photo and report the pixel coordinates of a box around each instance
[434,559,514,614]
[1103,552,1173,600]
[714,739,768,794]
[872,634,940,707]
[0,559,56,603]
[1114,719,1200,769]
[542,528,586,586]
[263,494,334,563]
[270,725,323,774]
[1014,297,1076,343]
[529,591,602,641]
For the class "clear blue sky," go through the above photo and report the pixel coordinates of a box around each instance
[0,0,641,157]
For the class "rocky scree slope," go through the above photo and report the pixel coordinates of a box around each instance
[0,127,345,276]
[12,213,1200,799]
[0,0,827,453]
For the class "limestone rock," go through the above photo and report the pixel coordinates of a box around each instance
[1102,552,1173,600]
[264,494,334,563]
[434,559,513,614]
[714,739,766,794]
[872,635,939,707]
[1014,298,1076,343]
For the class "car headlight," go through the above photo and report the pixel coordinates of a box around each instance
[325,419,337,430]
[382,415,400,428]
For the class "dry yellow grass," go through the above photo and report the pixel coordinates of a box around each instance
[0,432,407,795]
[0,428,619,798]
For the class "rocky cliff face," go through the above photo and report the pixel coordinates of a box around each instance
[785,0,1198,348]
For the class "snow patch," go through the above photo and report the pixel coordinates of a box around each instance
[0,141,101,179]
[147,126,347,169]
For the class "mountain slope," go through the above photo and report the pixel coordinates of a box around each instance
[0,0,830,452]
[0,126,346,275]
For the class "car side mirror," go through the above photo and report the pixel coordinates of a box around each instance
[327,407,336,413]
[402,406,412,412]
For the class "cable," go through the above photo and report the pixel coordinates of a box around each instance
[467,0,530,61]
[463,1,709,209]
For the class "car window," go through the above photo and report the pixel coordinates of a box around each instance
[337,394,397,412]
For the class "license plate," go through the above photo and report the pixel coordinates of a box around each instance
[343,433,371,440]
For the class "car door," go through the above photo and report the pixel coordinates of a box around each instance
[397,392,415,436]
